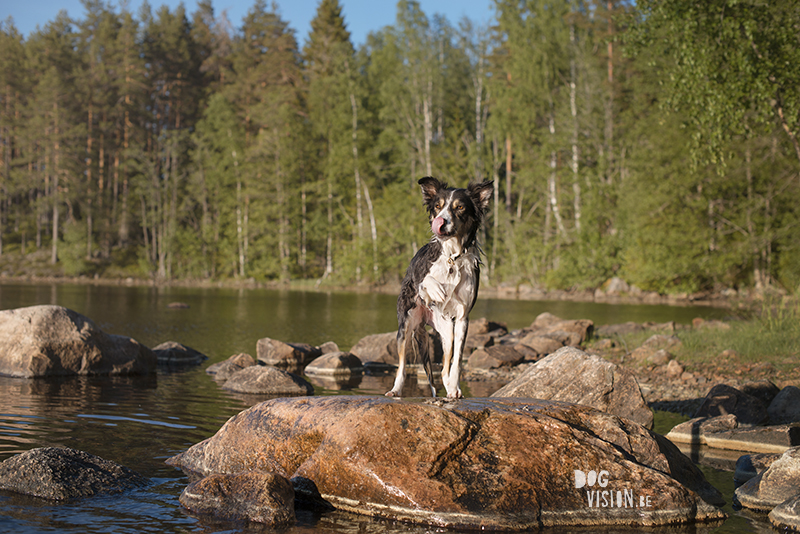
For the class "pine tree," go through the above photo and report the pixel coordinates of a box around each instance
[304,0,363,281]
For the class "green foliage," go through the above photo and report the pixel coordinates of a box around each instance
[60,222,91,277]
[0,0,797,297]
[677,299,800,366]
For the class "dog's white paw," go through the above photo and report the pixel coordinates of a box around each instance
[385,390,401,398]
[446,388,463,400]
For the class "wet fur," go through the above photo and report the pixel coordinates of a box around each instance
[386,177,493,398]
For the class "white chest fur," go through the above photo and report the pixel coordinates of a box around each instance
[418,241,478,320]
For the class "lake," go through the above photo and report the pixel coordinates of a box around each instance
[0,282,766,533]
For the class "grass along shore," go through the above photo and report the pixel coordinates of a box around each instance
[585,298,800,412]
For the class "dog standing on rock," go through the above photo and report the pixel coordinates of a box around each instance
[386,177,493,399]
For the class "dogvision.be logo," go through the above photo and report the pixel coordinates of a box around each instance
[574,469,653,509]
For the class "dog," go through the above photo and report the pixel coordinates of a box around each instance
[386,177,493,399]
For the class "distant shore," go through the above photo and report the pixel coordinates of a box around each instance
[0,272,751,309]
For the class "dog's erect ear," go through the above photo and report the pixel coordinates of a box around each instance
[467,180,494,212]
[418,177,444,203]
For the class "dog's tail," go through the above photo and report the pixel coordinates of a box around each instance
[410,326,435,390]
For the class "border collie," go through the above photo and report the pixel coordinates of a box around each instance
[386,177,493,399]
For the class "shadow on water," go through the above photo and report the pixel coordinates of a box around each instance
[0,282,760,534]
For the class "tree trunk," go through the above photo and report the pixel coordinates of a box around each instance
[361,180,379,279]
[548,114,566,238]
[490,134,500,279]
[51,101,60,265]
[86,103,93,259]
[570,22,581,233]
[505,134,512,212]
[350,93,364,282]
[605,0,615,183]
[423,80,433,176]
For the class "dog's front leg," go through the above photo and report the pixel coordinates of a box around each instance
[432,313,455,398]
[444,318,468,399]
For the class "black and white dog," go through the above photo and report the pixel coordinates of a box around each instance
[386,177,493,399]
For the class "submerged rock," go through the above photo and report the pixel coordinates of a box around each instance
[490,346,653,429]
[770,493,800,531]
[0,447,147,500]
[0,305,156,378]
[257,338,321,368]
[734,452,781,485]
[206,353,256,381]
[168,396,723,530]
[666,415,800,454]
[180,469,295,526]
[223,366,313,396]
[304,352,362,376]
[153,341,208,366]
[735,446,800,512]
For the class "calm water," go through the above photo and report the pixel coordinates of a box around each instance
[0,282,765,533]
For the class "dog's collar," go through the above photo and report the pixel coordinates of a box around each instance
[447,249,467,266]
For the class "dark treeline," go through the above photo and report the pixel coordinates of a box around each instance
[0,0,798,294]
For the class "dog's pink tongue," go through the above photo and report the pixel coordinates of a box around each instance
[432,216,445,235]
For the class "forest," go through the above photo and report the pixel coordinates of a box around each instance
[0,0,798,295]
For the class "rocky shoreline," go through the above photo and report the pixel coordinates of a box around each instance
[1,303,799,531]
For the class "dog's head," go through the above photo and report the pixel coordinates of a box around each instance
[418,177,493,247]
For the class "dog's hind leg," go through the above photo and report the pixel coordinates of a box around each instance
[415,325,437,397]
[385,326,409,397]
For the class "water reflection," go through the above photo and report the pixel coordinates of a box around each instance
[0,283,754,534]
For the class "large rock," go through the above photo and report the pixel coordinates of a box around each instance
[167,396,723,530]
[666,415,800,454]
[256,338,321,367]
[734,452,781,485]
[491,347,653,429]
[768,386,800,425]
[770,493,800,531]
[739,380,781,406]
[206,353,256,381]
[223,366,313,396]
[0,305,156,378]
[180,470,295,526]
[0,447,147,500]
[735,446,800,512]
[153,341,208,366]
[693,384,769,426]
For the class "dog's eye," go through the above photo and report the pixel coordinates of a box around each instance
[435,201,444,211]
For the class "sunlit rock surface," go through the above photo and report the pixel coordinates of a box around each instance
[491,347,654,429]
[168,396,724,530]
[0,305,155,378]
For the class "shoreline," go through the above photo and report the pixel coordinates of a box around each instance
[0,273,742,309]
